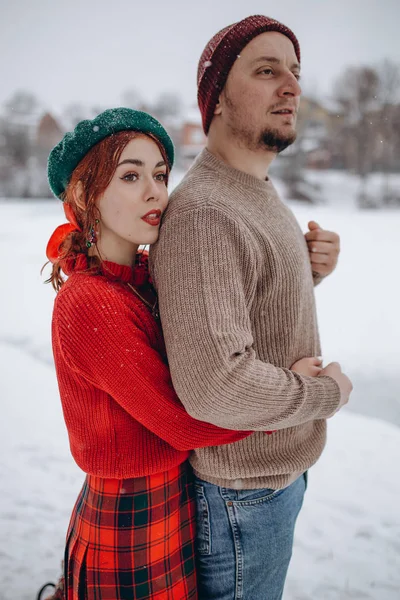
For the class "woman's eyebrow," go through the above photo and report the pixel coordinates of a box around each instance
[117,158,144,167]
[117,159,166,168]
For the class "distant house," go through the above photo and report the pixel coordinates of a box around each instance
[295,97,342,169]
[179,107,206,169]
[177,99,341,171]
[0,107,65,197]
[37,113,64,155]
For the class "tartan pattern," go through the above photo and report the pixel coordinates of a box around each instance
[65,462,197,599]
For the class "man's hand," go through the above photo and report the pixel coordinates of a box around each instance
[319,362,353,414]
[291,356,323,377]
[291,358,353,416]
[305,221,340,277]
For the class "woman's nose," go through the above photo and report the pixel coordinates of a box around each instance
[144,178,159,202]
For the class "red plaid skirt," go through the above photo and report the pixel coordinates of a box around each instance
[64,462,197,599]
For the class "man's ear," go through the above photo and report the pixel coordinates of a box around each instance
[73,181,85,211]
[214,97,222,116]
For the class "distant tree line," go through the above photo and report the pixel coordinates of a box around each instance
[333,60,400,207]
[0,59,399,208]
[0,89,183,199]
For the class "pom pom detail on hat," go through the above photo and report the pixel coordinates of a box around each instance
[197,15,301,134]
[47,107,174,199]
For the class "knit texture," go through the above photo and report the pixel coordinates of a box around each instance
[197,15,301,134]
[149,149,341,490]
[48,107,174,198]
[51,256,250,479]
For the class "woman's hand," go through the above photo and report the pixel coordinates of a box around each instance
[291,356,323,377]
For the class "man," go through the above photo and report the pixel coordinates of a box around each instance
[150,15,353,600]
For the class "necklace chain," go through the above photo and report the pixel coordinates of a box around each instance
[126,282,160,320]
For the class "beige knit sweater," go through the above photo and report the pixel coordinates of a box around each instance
[149,148,340,489]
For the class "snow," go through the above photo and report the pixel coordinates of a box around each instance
[301,169,400,210]
[287,411,400,600]
[0,169,399,599]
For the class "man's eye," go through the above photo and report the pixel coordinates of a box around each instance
[121,173,138,182]
[260,68,273,75]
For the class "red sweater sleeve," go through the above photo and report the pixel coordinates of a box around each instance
[54,279,250,451]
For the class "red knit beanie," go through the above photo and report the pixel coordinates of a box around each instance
[197,15,301,134]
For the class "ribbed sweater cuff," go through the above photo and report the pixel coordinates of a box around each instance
[311,375,342,419]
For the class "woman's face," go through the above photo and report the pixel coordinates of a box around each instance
[96,135,168,263]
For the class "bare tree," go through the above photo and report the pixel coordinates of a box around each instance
[152,92,182,121]
[63,103,90,128]
[333,63,400,208]
[2,127,31,168]
[4,90,39,116]
[1,90,41,169]
[121,89,147,111]
[0,90,43,196]
[378,60,400,204]
[335,67,380,205]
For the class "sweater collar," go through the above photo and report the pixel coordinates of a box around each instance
[196,147,273,193]
[62,251,150,286]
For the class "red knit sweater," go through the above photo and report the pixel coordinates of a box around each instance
[52,254,250,478]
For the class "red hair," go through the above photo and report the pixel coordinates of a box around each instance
[45,131,170,291]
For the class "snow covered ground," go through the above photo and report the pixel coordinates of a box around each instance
[0,169,399,599]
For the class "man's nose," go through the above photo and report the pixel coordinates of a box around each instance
[278,73,301,97]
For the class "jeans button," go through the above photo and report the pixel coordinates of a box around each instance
[227,501,233,506]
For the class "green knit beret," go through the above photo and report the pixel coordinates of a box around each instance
[48,107,175,198]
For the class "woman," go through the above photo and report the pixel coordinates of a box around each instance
[41,108,252,600]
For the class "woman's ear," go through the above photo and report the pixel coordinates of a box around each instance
[73,181,85,211]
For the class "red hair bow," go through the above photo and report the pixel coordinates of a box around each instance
[46,203,81,264]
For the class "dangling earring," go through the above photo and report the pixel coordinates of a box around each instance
[86,219,100,248]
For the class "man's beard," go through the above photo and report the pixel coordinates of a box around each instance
[259,127,297,153]
[227,120,297,153]
[223,91,297,153]
[225,110,297,153]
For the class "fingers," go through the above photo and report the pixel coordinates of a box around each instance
[308,248,340,267]
[305,228,340,279]
[312,265,332,276]
[309,356,322,375]
[323,361,341,371]
[310,252,330,265]
[308,220,321,231]
[309,356,323,366]
[291,357,323,372]
[311,264,334,276]
[308,241,339,256]
[305,229,340,246]
[309,366,323,376]
[307,237,340,274]
[310,256,336,272]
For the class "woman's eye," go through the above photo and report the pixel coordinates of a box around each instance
[121,173,138,182]
[155,173,167,182]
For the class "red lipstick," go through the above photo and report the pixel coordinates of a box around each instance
[141,209,161,226]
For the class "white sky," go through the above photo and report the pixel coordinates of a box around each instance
[1,0,399,115]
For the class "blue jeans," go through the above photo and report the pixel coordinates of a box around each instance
[194,472,307,600]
